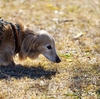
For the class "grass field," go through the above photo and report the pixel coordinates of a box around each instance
[0,0,100,99]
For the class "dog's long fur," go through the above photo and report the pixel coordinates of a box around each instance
[0,20,61,66]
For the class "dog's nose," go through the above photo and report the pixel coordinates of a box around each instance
[56,56,61,63]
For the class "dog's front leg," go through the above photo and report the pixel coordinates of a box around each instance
[0,50,15,66]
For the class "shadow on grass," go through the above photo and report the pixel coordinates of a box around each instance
[0,64,56,79]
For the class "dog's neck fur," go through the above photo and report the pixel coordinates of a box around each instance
[18,25,40,60]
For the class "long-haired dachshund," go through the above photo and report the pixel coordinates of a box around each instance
[0,19,61,66]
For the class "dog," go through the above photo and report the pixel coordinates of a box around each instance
[0,19,61,66]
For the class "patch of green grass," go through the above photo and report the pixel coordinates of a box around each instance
[60,52,74,59]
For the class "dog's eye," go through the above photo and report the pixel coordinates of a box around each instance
[47,45,52,49]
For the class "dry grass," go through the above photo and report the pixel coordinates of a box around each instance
[0,0,100,99]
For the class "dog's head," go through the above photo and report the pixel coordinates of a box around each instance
[20,30,61,63]
[36,30,61,63]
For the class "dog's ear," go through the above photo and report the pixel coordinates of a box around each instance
[19,34,38,60]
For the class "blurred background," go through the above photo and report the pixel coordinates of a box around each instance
[0,0,100,99]
[0,0,99,54]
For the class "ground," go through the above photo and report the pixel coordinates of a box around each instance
[0,0,100,99]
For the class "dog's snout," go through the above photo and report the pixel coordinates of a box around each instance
[56,56,61,63]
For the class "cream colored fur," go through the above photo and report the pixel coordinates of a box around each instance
[0,21,61,66]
